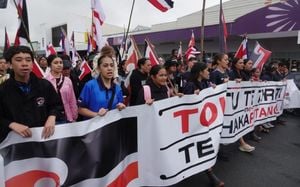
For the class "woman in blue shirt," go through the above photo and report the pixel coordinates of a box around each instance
[78,55,125,119]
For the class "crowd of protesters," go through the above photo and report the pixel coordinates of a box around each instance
[0,45,291,187]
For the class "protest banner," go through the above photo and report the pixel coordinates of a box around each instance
[0,81,292,186]
[283,79,300,109]
[220,81,286,144]
[0,111,139,187]
[138,84,227,186]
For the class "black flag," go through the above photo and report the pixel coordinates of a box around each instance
[14,0,30,46]
[4,27,10,54]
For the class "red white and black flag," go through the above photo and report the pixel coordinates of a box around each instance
[14,0,30,46]
[4,27,10,54]
[60,27,71,56]
[250,41,272,71]
[234,36,248,59]
[46,43,57,57]
[0,117,138,187]
[185,31,200,60]
[32,59,45,79]
[124,36,140,72]
[219,0,228,53]
[86,32,94,55]
[144,38,160,66]
[188,30,195,48]
[147,0,174,12]
[185,46,201,60]
[78,60,92,81]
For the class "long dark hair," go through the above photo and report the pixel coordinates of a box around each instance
[47,54,60,66]
[231,58,241,69]
[190,62,208,83]
[150,65,165,76]
[137,58,149,69]
[213,53,226,66]
[147,65,165,84]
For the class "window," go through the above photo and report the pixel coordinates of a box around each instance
[52,24,67,47]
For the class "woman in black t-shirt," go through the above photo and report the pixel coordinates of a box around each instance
[210,53,229,85]
[229,57,255,153]
[183,62,224,187]
[136,65,169,105]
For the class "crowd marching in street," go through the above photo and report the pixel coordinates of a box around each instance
[1,0,298,186]
[0,43,292,186]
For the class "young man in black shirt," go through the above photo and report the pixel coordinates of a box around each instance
[0,46,59,142]
[129,58,151,106]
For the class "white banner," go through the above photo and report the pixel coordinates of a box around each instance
[138,84,227,186]
[284,79,300,109]
[0,81,291,187]
[220,81,286,144]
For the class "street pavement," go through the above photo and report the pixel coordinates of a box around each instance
[170,114,300,187]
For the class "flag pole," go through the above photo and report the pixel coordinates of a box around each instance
[90,6,95,52]
[132,36,142,58]
[4,27,10,53]
[12,0,35,56]
[219,0,223,53]
[146,37,159,59]
[179,41,183,64]
[200,0,206,62]
[123,0,136,58]
[121,26,126,60]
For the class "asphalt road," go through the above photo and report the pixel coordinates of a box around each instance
[170,113,300,187]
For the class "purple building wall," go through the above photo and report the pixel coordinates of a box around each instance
[233,0,300,34]
[108,0,300,45]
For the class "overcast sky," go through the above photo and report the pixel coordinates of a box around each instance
[0,0,230,45]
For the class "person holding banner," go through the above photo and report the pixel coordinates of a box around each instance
[246,61,273,135]
[210,53,229,85]
[274,61,289,81]
[183,62,212,94]
[0,46,59,141]
[136,65,169,105]
[164,60,184,97]
[229,57,255,152]
[183,62,224,187]
[129,58,152,106]
[229,58,245,81]
[268,61,288,126]
[78,55,126,119]
[251,67,262,81]
[243,59,254,81]
[251,67,274,132]
[210,53,231,161]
